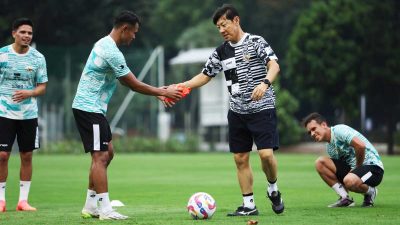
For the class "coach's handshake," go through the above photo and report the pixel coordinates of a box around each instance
[158,83,191,107]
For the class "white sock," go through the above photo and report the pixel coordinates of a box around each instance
[0,182,5,201]
[242,194,255,209]
[84,189,97,209]
[267,181,278,196]
[331,183,348,198]
[366,186,375,196]
[97,192,112,213]
[19,181,31,202]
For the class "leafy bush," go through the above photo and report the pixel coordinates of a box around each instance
[39,135,200,154]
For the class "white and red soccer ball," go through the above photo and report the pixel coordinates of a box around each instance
[187,192,216,219]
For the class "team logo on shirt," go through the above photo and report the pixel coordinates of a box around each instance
[25,66,33,72]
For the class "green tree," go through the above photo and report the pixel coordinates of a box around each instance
[286,0,400,153]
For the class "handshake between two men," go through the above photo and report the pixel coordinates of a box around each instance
[158,83,191,107]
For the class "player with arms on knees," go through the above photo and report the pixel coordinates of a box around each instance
[164,4,284,216]
[72,11,182,220]
[0,18,47,212]
[302,112,384,207]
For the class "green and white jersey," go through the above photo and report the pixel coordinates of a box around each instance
[72,36,130,115]
[0,45,48,120]
[326,124,384,170]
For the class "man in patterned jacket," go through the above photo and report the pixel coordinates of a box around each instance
[0,18,47,212]
[166,4,284,216]
[303,112,384,207]
[72,11,182,220]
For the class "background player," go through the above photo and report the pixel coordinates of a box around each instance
[0,18,48,212]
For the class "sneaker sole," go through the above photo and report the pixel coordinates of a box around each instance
[272,202,284,214]
[227,210,259,216]
[328,202,355,208]
[81,212,99,219]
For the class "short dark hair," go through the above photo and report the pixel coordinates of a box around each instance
[114,10,141,28]
[212,4,239,25]
[12,18,33,31]
[302,112,328,127]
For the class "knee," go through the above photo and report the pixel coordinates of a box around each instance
[343,174,358,190]
[20,153,33,165]
[93,153,110,167]
[234,154,250,169]
[0,152,10,163]
[315,157,328,172]
[259,150,274,162]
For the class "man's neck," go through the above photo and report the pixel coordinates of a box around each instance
[12,43,29,54]
[231,29,245,44]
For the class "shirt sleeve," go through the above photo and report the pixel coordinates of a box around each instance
[334,125,358,145]
[201,49,223,77]
[105,50,131,78]
[36,55,48,83]
[253,36,278,65]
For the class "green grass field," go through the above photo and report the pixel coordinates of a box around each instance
[0,152,398,225]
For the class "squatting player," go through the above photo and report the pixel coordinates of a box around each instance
[302,112,384,207]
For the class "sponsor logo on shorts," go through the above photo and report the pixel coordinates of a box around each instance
[103,142,109,145]
[0,144,8,147]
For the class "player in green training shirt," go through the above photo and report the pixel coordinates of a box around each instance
[0,18,48,212]
[303,112,384,208]
[72,11,182,220]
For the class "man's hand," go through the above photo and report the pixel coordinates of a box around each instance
[157,96,176,107]
[12,90,33,102]
[164,83,191,103]
[251,82,268,101]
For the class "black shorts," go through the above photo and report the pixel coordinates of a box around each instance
[227,109,279,153]
[0,116,39,152]
[332,158,384,187]
[72,108,112,153]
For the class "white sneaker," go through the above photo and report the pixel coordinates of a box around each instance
[81,207,100,218]
[99,210,128,220]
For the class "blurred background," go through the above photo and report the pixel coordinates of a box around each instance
[1,0,399,154]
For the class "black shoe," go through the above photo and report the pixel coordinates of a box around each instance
[267,191,284,214]
[362,187,377,207]
[227,206,259,216]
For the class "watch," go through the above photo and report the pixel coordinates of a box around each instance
[263,79,271,87]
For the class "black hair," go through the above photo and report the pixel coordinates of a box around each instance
[12,18,33,31]
[114,10,141,28]
[302,112,328,127]
[212,4,239,25]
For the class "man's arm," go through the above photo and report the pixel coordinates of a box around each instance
[119,72,182,101]
[350,137,366,168]
[251,59,280,101]
[12,83,47,102]
[182,73,212,89]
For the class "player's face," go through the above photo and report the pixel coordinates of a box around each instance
[216,15,240,43]
[121,23,139,46]
[306,120,328,142]
[12,25,33,47]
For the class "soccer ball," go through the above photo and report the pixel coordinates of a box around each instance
[187,192,216,219]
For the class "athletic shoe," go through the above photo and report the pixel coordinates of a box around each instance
[99,210,128,220]
[227,206,259,216]
[16,200,37,211]
[362,187,378,207]
[0,200,5,212]
[328,196,355,208]
[81,207,100,218]
[267,191,285,214]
